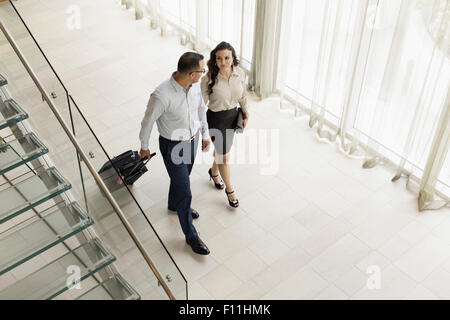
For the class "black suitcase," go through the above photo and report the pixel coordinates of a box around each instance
[98,150,155,192]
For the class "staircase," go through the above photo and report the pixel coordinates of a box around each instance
[0,74,140,300]
[0,0,187,300]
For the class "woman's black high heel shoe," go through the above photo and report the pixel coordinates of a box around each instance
[208,168,224,189]
[225,189,239,208]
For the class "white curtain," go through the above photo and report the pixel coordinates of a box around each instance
[126,0,256,71]
[419,90,449,210]
[277,0,450,211]
[134,0,144,19]
[249,0,282,98]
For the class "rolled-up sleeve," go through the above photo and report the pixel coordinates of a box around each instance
[139,93,165,150]
[238,71,249,117]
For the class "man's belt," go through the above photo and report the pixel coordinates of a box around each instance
[161,135,195,143]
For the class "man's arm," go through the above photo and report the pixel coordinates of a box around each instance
[198,89,211,152]
[139,93,165,158]
[198,90,210,141]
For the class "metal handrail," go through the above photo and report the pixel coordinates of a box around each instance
[0,19,176,300]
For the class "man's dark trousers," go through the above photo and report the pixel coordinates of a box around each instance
[159,132,199,240]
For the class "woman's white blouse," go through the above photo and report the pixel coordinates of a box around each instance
[200,66,249,116]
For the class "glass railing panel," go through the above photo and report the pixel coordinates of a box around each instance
[76,161,180,299]
[70,95,188,299]
[0,132,48,175]
[0,167,72,224]
[0,201,93,275]
[76,274,140,300]
[0,238,116,300]
[0,99,28,130]
[0,4,70,125]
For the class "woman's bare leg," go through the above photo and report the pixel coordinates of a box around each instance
[210,150,221,185]
[216,153,237,202]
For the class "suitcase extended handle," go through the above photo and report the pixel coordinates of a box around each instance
[141,152,156,165]
[126,152,156,178]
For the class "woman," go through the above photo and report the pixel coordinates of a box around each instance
[201,41,249,208]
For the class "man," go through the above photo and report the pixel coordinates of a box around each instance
[139,52,211,255]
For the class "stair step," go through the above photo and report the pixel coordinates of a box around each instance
[0,238,116,300]
[0,73,6,87]
[0,99,28,130]
[76,274,140,300]
[0,167,72,224]
[0,202,93,275]
[0,132,49,175]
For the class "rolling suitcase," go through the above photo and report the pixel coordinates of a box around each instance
[98,150,155,192]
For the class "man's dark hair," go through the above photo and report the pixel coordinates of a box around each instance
[177,52,204,74]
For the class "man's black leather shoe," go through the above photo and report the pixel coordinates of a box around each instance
[186,236,210,255]
[168,207,199,219]
[190,208,200,219]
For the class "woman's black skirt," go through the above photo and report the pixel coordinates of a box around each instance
[206,107,239,155]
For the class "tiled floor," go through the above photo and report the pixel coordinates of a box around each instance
[3,0,450,300]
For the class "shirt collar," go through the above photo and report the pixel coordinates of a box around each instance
[218,67,240,80]
[170,72,192,92]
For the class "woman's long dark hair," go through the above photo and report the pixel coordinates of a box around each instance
[206,41,240,95]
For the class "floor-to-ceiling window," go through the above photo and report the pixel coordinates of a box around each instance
[140,0,256,71]
[122,0,449,207]
[206,0,256,69]
[276,0,450,203]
